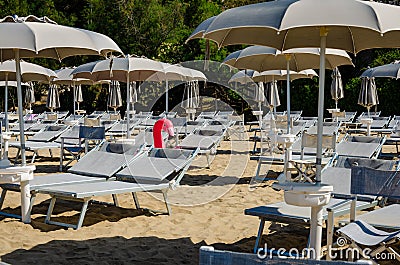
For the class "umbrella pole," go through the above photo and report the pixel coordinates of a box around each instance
[165,80,168,113]
[286,55,291,134]
[308,27,329,261]
[73,81,76,119]
[15,50,26,167]
[126,76,131,139]
[4,73,8,132]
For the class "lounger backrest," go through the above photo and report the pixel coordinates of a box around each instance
[68,142,141,177]
[149,148,194,160]
[84,117,101,127]
[335,157,395,170]
[79,126,105,140]
[347,136,382,143]
[195,129,224,137]
[351,167,400,199]
[29,125,68,142]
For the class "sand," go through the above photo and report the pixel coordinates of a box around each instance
[0,127,398,264]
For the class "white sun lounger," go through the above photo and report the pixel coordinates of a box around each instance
[0,142,143,220]
[36,148,198,229]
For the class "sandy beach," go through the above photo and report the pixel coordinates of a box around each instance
[0,128,397,264]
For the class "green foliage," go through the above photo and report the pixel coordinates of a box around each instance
[1,0,400,116]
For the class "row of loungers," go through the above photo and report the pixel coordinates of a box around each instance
[0,142,199,229]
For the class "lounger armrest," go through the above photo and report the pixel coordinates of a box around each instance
[326,198,355,213]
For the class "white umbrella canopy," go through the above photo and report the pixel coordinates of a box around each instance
[71,55,166,82]
[46,84,61,112]
[0,15,122,61]
[223,46,353,72]
[0,14,122,174]
[330,67,344,109]
[358,77,379,116]
[252,69,317,82]
[0,59,57,83]
[228,70,258,84]
[188,0,400,258]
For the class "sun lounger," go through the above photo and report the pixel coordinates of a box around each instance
[334,167,400,263]
[177,128,225,167]
[36,147,198,229]
[244,198,375,254]
[9,125,69,163]
[336,135,385,158]
[0,141,143,220]
[106,119,143,137]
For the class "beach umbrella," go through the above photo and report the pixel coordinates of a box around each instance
[53,67,109,118]
[0,60,56,131]
[223,46,350,134]
[187,0,400,258]
[361,61,400,79]
[358,77,378,117]
[108,81,122,113]
[181,80,200,120]
[46,84,60,112]
[0,15,122,174]
[252,69,318,83]
[72,55,169,138]
[223,46,352,72]
[330,68,344,109]
[24,82,35,111]
[228,70,258,84]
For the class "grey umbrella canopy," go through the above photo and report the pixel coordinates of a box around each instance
[330,67,344,109]
[25,82,35,111]
[0,15,122,172]
[46,84,60,112]
[361,61,400,79]
[358,77,379,116]
[228,70,258,84]
[108,81,123,113]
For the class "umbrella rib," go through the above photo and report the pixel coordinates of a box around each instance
[219,28,232,49]
[347,26,357,55]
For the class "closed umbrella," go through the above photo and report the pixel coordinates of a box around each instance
[0,14,121,174]
[181,80,200,120]
[188,0,400,258]
[108,81,122,113]
[330,68,344,109]
[358,77,378,117]
[24,82,35,112]
[75,85,83,110]
[265,81,281,110]
[46,84,60,112]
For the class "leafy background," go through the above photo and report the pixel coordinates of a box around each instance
[0,0,399,119]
